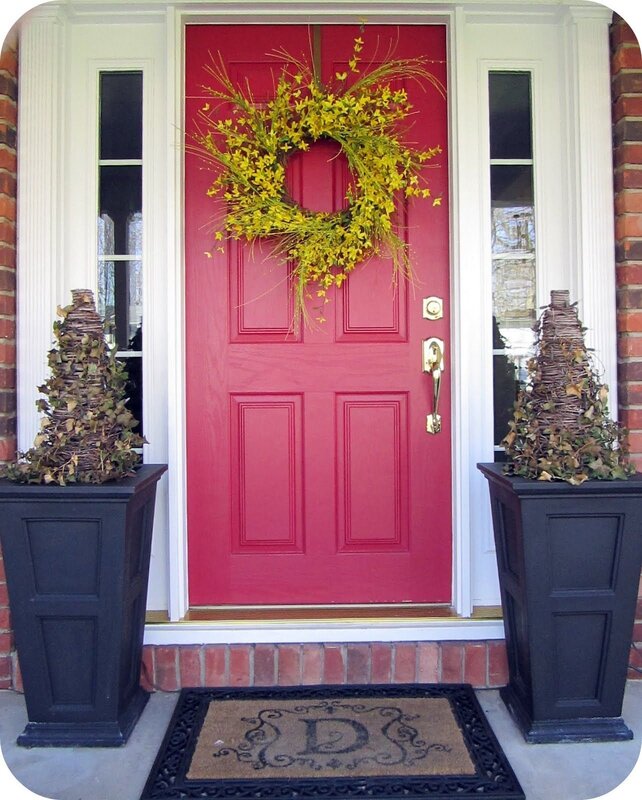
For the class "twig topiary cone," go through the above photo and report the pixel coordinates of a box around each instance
[2,289,144,485]
[503,289,633,484]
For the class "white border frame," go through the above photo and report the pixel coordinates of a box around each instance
[15,1,617,644]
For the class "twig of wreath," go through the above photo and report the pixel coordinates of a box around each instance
[192,36,445,323]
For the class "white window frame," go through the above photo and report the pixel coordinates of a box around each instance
[16,1,615,645]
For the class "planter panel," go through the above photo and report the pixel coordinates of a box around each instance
[478,463,642,743]
[0,464,166,746]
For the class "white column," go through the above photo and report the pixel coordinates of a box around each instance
[17,5,65,451]
[567,5,618,410]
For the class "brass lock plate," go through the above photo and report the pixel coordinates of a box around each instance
[423,296,444,321]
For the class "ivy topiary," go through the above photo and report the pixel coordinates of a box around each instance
[502,290,634,484]
[2,289,144,485]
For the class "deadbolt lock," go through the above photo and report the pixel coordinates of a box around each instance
[423,296,444,321]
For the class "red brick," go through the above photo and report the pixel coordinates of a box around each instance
[620,408,642,429]
[0,580,8,606]
[0,631,10,655]
[614,95,642,122]
[0,554,5,581]
[615,145,642,170]
[0,195,15,223]
[0,606,10,630]
[616,192,642,216]
[441,643,464,682]
[140,646,155,691]
[277,645,301,686]
[393,643,417,683]
[612,46,642,72]
[0,171,16,196]
[179,646,202,687]
[0,654,11,687]
[0,269,15,293]
[617,214,642,239]
[618,286,642,309]
[0,437,15,463]
[616,380,642,405]
[0,293,15,314]
[464,643,487,687]
[323,645,346,684]
[612,19,641,48]
[346,644,370,684]
[0,342,14,365]
[229,646,251,686]
[488,641,509,687]
[618,334,642,358]
[633,621,642,640]
[618,310,642,334]
[626,432,642,456]
[253,644,276,686]
[371,643,392,683]
[0,367,15,388]
[615,169,642,192]
[0,48,18,77]
[417,643,440,683]
[155,646,179,691]
[0,247,15,269]
[0,149,15,174]
[204,646,228,686]
[301,644,323,685]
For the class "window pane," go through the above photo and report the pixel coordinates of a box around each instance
[97,259,142,350]
[98,166,142,255]
[99,72,143,160]
[491,164,533,208]
[121,355,143,433]
[489,72,532,160]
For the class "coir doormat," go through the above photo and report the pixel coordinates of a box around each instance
[140,684,524,799]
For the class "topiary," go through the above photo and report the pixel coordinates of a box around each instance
[502,290,634,484]
[1,289,144,485]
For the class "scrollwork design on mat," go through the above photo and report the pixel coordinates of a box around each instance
[210,700,453,772]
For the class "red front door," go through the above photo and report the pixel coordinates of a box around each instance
[185,24,450,606]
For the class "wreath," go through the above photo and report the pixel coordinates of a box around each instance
[194,36,444,321]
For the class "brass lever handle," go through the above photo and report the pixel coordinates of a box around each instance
[422,337,445,435]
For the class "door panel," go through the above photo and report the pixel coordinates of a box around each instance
[185,24,450,606]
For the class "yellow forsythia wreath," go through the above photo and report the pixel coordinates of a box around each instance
[194,37,444,320]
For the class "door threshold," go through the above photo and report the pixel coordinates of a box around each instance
[146,606,503,625]
[183,604,457,623]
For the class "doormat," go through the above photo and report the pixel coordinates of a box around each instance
[140,684,525,799]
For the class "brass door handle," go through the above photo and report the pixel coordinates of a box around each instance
[422,337,445,435]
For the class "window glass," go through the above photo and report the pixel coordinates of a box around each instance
[99,72,143,160]
[489,72,536,459]
[97,71,143,434]
[489,72,532,160]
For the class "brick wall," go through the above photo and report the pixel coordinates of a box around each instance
[140,642,509,692]
[612,14,642,680]
[0,27,17,691]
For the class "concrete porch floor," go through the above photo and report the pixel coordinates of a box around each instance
[0,683,641,800]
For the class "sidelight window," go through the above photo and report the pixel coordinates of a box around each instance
[488,71,536,458]
[96,71,144,431]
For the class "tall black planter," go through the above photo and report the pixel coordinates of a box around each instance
[478,462,642,743]
[0,464,166,747]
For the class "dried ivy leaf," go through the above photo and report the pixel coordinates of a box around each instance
[0,289,145,485]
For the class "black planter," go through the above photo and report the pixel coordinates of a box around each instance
[478,462,642,743]
[0,464,166,747]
